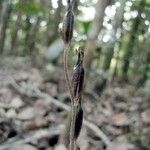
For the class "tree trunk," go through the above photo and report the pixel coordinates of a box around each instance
[0,0,3,7]
[102,0,126,71]
[10,13,21,53]
[46,0,63,45]
[0,0,12,53]
[0,0,4,18]
[122,0,145,80]
[84,0,110,72]
[23,16,32,54]
[74,0,80,15]
[28,16,41,54]
[24,16,40,55]
[43,0,52,44]
[112,32,124,78]
[137,34,150,86]
[138,52,150,85]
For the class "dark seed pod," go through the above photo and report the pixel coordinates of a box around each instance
[72,48,84,103]
[75,145,80,150]
[60,103,83,148]
[67,0,71,6]
[74,103,83,140]
[62,9,74,43]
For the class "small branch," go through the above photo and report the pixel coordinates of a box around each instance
[0,103,14,109]
[10,80,111,146]
[0,128,61,150]
[83,120,110,146]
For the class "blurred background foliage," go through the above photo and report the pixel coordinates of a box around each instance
[0,0,149,78]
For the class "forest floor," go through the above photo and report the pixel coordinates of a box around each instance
[0,56,149,150]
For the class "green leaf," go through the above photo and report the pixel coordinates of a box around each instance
[15,0,43,15]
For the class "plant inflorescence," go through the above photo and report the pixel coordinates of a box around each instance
[61,1,85,149]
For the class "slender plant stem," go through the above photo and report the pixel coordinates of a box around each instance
[69,103,76,150]
[71,0,76,9]
[63,43,75,149]
[63,1,78,149]
[64,43,73,99]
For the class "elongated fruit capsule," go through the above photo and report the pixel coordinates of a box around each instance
[74,103,83,140]
[72,48,84,103]
[62,9,74,43]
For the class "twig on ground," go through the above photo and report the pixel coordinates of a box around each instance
[10,79,111,146]
[0,103,14,109]
[0,128,61,150]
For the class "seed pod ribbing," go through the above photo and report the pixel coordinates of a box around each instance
[72,49,84,103]
[62,9,74,43]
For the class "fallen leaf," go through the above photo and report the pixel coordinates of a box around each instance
[54,144,67,150]
[106,125,122,136]
[6,109,17,118]
[11,97,24,109]
[110,113,130,126]
[17,107,37,120]
[9,144,37,150]
[141,109,150,124]
[106,136,138,150]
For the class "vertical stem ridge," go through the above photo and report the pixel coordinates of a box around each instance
[70,103,76,150]
[64,43,74,99]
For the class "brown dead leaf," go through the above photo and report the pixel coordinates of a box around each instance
[10,144,37,150]
[55,144,67,150]
[10,97,24,109]
[34,99,49,116]
[141,109,150,124]
[6,109,17,119]
[17,107,37,120]
[110,113,130,126]
[106,125,122,136]
[23,117,48,130]
[106,136,138,150]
